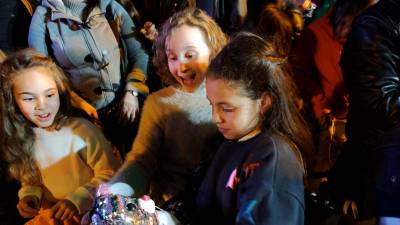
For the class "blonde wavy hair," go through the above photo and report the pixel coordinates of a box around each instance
[153,8,227,86]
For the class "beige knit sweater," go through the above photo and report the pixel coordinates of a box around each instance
[18,117,121,214]
[112,85,218,205]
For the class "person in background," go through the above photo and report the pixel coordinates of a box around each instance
[197,0,245,34]
[312,0,335,21]
[0,49,120,224]
[198,0,307,34]
[107,8,227,206]
[291,0,376,192]
[196,33,312,225]
[254,1,304,57]
[333,0,400,224]
[28,0,150,158]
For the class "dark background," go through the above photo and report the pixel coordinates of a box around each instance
[0,0,31,52]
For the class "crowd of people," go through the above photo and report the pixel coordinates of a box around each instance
[1,0,400,224]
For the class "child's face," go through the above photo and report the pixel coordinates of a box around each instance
[13,67,60,129]
[166,25,211,92]
[206,77,269,141]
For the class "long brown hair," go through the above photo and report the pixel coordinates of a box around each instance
[207,33,313,166]
[153,8,227,86]
[0,49,73,185]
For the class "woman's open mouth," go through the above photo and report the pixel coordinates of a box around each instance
[180,73,196,86]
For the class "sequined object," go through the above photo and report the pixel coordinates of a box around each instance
[89,194,158,225]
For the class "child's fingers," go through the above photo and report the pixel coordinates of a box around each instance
[17,201,38,218]
[60,208,69,220]
[51,201,67,219]
[17,207,32,218]
[51,199,78,221]
[73,215,81,223]
[18,209,35,218]
[17,201,36,212]
[60,208,75,221]
[50,200,62,219]
[55,208,68,220]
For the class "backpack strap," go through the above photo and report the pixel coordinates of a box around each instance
[104,4,113,23]
[104,4,129,87]
[104,4,122,48]
[42,6,55,57]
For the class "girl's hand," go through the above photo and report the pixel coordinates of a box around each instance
[140,21,158,41]
[50,199,78,221]
[17,195,40,218]
[118,92,139,124]
[70,91,99,119]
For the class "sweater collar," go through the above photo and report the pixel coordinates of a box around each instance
[172,81,207,97]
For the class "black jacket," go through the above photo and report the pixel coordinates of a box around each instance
[339,0,400,217]
[341,0,400,144]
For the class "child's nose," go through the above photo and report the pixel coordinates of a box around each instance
[35,97,47,110]
[212,109,222,123]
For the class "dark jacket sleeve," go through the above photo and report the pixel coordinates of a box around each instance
[341,5,400,132]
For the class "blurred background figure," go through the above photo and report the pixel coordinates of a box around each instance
[253,1,304,57]
[334,0,400,224]
[28,0,150,158]
[291,0,376,193]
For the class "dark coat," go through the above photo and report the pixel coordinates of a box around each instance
[339,0,400,218]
